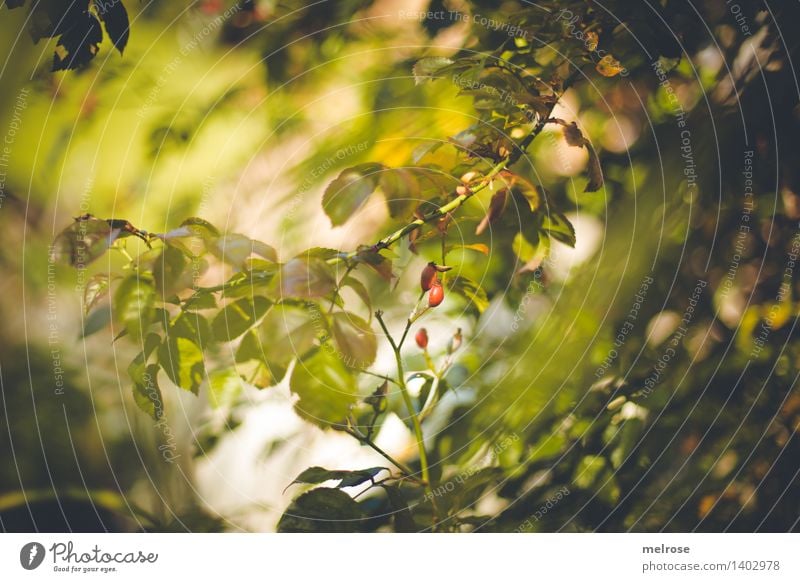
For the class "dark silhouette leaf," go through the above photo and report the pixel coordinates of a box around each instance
[95,0,129,54]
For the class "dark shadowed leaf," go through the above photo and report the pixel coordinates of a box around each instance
[95,0,129,54]
[277,488,366,532]
[585,143,604,192]
[286,466,386,491]
[354,248,393,282]
[384,485,417,532]
[52,11,103,71]
[541,212,576,247]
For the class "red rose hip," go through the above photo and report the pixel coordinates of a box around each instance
[428,282,445,307]
[415,328,429,349]
[420,262,438,292]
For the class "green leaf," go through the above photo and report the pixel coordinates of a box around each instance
[294,247,341,261]
[81,305,112,338]
[172,312,212,348]
[211,233,277,269]
[322,163,385,226]
[412,56,455,84]
[161,217,220,256]
[516,232,551,274]
[211,296,271,342]
[287,466,386,491]
[258,304,320,379]
[132,364,164,421]
[573,455,620,505]
[128,334,164,420]
[447,243,490,257]
[275,258,337,298]
[235,331,274,388]
[541,212,576,247]
[341,276,371,314]
[354,248,393,282]
[604,418,645,469]
[331,312,377,369]
[208,368,243,409]
[183,292,217,311]
[51,217,119,267]
[158,335,205,394]
[289,348,358,429]
[447,275,489,313]
[153,245,189,300]
[383,485,417,532]
[114,275,156,341]
[277,488,366,533]
[585,143,604,192]
[379,168,420,218]
[83,273,110,315]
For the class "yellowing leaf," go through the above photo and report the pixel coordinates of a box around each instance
[208,368,243,409]
[585,31,599,51]
[596,54,625,77]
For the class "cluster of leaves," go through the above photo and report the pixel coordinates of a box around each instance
[49,1,637,531]
[5,0,130,70]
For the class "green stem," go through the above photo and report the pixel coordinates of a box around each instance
[344,427,420,481]
[350,159,509,259]
[375,312,434,498]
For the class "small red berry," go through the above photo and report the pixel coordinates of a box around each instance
[428,281,445,307]
[415,328,429,349]
[420,262,438,292]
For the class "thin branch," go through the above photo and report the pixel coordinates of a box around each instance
[343,427,421,483]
